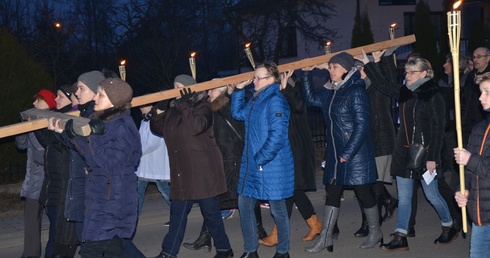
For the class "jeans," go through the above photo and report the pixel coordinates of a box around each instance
[395,176,452,234]
[470,222,490,258]
[137,179,171,214]
[161,197,231,256]
[238,195,290,254]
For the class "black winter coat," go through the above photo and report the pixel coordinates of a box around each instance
[281,84,316,191]
[363,58,397,157]
[391,80,445,179]
[212,94,243,209]
[463,114,490,225]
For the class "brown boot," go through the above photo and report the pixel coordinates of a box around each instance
[259,225,278,247]
[302,214,322,241]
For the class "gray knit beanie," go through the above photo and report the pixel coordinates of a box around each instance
[330,52,354,71]
[99,78,133,108]
[78,71,105,94]
[174,74,196,87]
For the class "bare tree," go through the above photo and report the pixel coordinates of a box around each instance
[224,0,337,64]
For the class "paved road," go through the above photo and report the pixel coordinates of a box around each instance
[0,175,471,258]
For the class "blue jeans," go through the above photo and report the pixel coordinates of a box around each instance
[161,197,231,256]
[471,222,490,258]
[238,195,290,254]
[137,179,171,214]
[395,176,452,234]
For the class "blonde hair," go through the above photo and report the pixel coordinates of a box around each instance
[475,72,490,85]
[405,57,434,78]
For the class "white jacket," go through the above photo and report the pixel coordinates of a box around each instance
[135,120,170,181]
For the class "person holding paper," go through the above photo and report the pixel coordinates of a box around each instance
[378,57,458,251]
[454,72,490,258]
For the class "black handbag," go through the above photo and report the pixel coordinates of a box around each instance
[403,99,428,171]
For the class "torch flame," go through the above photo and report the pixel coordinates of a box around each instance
[245,43,251,48]
[190,52,196,58]
[54,22,61,28]
[453,1,461,9]
[326,41,331,46]
[120,60,126,65]
[391,23,397,28]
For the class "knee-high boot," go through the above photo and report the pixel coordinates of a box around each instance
[360,207,383,249]
[182,223,212,252]
[255,201,268,239]
[305,206,339,253]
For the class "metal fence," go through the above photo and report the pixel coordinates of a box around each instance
[307,107,325,148]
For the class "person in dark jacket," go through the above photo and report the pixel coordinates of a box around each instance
[462,47,490,145]
[454,71,490,258]
[34,84,79,258]
[182,84,245,253]
[379,57,458,251]
[16,89,56,258]
[49,77,143,257]
[301,52,381,253]
[150,75,233,258]
[259,71,320,247]
[352,50,399,238]
[51,71,105,249]
[232,62,294,258]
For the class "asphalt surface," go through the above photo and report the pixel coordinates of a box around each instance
[0,173,471,258]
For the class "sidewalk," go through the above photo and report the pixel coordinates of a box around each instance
[0,175,471,258]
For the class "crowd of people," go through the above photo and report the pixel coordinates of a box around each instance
[14,46,490,258]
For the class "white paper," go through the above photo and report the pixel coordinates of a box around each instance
[422,170,437,185]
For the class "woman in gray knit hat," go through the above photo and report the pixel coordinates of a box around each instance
[301,52,382,253]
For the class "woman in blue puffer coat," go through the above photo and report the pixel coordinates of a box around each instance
[232,61,294,258]
[49,78,142,258]
[301,52,381,253]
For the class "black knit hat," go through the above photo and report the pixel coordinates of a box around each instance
[174,74,196,87]
[58,84,73,101]
[330,52,354,71]
[99,78,133,108]
[78,71,105,94]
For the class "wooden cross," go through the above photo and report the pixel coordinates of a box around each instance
[0,34,416,138]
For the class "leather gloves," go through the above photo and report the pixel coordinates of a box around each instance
[89,119,106,135]
[65,119,77,138]
[179,87,195,102]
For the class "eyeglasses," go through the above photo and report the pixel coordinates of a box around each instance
[404,71,423,76]
[253,76,271,81]
[472,54,489,59]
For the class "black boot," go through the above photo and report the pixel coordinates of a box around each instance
[182,223,212,252]
[434,225,458,245]
[354,211,369,237]
[333,222,340,240]
[214,249,234,258]
[255,201,268,239]
[379,232,409,251]
[151,251,177,258]
[382,194,398,222]
[239,251,258,258]
[272,252,289,258]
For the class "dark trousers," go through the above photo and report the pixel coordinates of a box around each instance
[22,198,43,257]
[45,205,57,257]
[161,197,231,256]
[325,184,376,209]
[286,190,315,220]
[80,237,126,258]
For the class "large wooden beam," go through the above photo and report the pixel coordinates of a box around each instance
[0,35,415,138]
[131,34,415,107]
